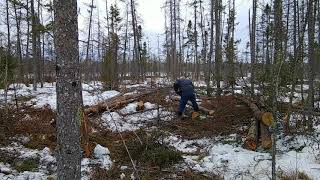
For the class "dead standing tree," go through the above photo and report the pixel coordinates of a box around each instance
[206,0,214,97]
[31,0,39,91]
[307,0,316,119]
[54,0,83,178]
[12,0,23,83]
[249,0,257,97]
[84,0,95,82]
[224,0,236,94]
[215,0,222,96]
[130,0,141,82]
[4,0,11,108]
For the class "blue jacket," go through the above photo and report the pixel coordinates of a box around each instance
[173,79,195,96]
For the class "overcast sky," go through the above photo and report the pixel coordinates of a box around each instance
[0,0,255,57]
[77,0,253,55]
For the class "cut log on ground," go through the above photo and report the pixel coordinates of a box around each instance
[170,96,214,115]
[84,88,168,116]
[136,101,145,111]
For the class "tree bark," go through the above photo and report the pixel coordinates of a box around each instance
[215,0,222,96]
[122,3,129,79]
[13,1,23,82]
[85,0,94,82]
[307,0,316,112]
[31,0,38,91]
[250,0,257,97]
[4,0,11,108]
[272,1,284,179]
[130,0,140,81]
[206,0,214,97]
[54,0,83,178]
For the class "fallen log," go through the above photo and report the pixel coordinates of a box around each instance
[235,95,273,127]
[136,101,145,111]
[170,96,215,115]
[84,88,168,116]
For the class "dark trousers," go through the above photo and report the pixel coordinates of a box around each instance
[178,94,199,115]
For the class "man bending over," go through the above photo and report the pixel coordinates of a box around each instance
[174,78,200,118]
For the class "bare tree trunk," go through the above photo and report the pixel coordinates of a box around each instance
[272,0,284,179]
[4,0,11,108]
[177,0,182,77]
[106,0,110,45]
[225,0,235,94]
[289,0,298,131]
[206,0,214,97]
[173,0,177,79]
[41,3,45,88]
[122,3,129,79]
[215,0,222,96]
[250,0,257,97]
[307,0,316,113]
[169,0,174,77]
[194,1,198,80]
[164,4,170,76]
[130,0,140,81]
[318,0,320,45]
[6,0,11,53]
[85,0,94,82]
[26,0,30,76]
[37,0,43,88]
[13,1,23,83]
[54,0,82,178]
[31,0,38,91]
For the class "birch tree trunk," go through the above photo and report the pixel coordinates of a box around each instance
[54,0,83,179]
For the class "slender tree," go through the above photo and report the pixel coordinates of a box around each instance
[130,0,140,81]
[307,0,316,113]
[215,0,222,96]
[12,0,23,82]
[85,0,94,82]
[4,0,11,108]
[250,0,257,97]
[272,0,284,179]
[31,0,39,91]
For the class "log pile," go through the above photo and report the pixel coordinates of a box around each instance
[235,95,273,150]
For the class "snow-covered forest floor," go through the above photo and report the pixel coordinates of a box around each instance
[0,78,320,180]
